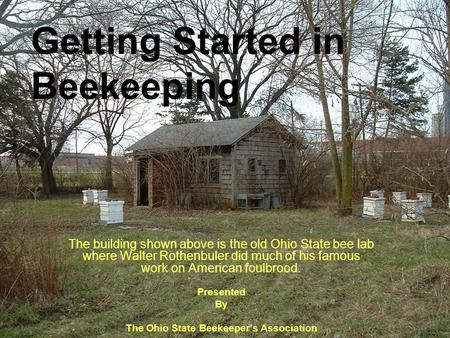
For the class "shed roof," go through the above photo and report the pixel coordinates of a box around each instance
[127,116,270,152]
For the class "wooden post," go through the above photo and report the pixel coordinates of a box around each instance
[148,157,154,208]
[231,148,237,208]
[132,156,138,207]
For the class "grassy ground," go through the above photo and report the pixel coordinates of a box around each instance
[0,197,449,337]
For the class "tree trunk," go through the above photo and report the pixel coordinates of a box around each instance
[14,154,23,194]
[314,53,343,207]
[39,156,57,196]
[340,51,353,215]
[446,0,450,134]
[340,80,353,215]
[341,133,353,215]
[338,0,355,216]
[104,139,114,190]
[302,0,343,208]
[446,0,450,86]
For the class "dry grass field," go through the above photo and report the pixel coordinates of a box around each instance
[0,197,449,337]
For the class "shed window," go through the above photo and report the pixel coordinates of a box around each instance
[278,159,286,173]
[209,158,220,183]
[199,158,220,184]
[248,158,255,172]
[199,159,208,183]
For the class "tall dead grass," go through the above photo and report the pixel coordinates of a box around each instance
[0,216,67,303]
[114,159,134,203]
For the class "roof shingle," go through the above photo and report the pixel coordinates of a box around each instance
[127,116,269,152]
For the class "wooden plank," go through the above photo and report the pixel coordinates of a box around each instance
[133,157,138,206]
[231,127,296,206]
[231,147,238,208]
[148,157,154,208]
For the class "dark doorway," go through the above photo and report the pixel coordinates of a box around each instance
[138,158,149,206]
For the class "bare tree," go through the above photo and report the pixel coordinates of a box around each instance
[0,54,96,195]
[0,0,135,55]
[80,58,149,190]
[299,0,394,214]
[1,0,165,194]
[148,0,312,120]
[74,5,164,190]
[0,0,78,55]
[82,103,148,190]
[404,0,449,88]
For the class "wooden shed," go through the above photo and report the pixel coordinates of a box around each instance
[126,116,299,208]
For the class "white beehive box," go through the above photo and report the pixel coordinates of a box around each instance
[363,197,385,219]
[416,193,432,208]
[82,189,94,205]
[401,200,425,223]
[99,201,124,224]
[392,191,407,204]
[93,190,108,205]
[370,190,384,198]
[448,195,450,209]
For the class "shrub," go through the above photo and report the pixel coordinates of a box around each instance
[0,217,67,303]
[114,159,134,203]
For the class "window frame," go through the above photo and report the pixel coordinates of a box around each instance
[248,158,256,173]
[208,158,220,184]
[278,159,286,173]
[197,156,221,184]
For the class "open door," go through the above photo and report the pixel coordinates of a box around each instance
[138,158,149,206]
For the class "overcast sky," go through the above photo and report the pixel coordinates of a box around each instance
[66,1,441,156]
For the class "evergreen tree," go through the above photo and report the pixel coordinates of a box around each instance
[157,82,207,125]
[377,39,428,137]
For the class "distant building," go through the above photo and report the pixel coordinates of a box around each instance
[443,81,450,136]
[431,113,444,137]
[54,152,125,171]
[0,152,126,171]
[430,81,450,137]
[353,136,450,161]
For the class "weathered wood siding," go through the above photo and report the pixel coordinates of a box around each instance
[132,156,138,206]
[233,124,295,205]
[131,121,296,208]
[190,152,233,207]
